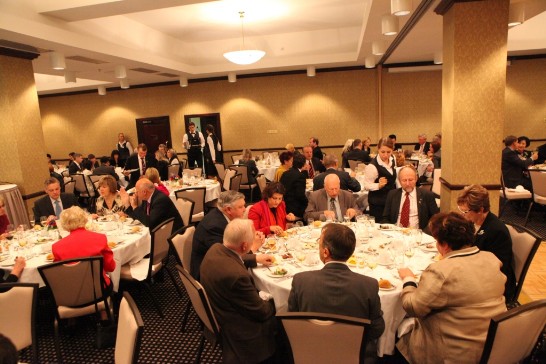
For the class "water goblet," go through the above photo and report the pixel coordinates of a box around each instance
[307,218,314,231]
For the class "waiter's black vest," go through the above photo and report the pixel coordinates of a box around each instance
[368,157,397,206]
[117,142,130,159]
[187,132,201,149]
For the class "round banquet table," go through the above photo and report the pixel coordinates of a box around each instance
[0,183,28,228]
[251,224,437,357]
[167,179,221,203]
[257,163,279,182]
[2,222,151,292]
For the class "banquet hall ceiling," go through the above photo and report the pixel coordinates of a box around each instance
[0,0,545,95]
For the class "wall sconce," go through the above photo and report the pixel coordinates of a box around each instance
[50,52,66,70]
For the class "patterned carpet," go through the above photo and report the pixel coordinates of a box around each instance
[17,202,545,363]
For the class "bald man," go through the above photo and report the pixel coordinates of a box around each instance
[120,177,183,233]
[304,174,359,222]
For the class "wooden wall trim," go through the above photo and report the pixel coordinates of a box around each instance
[440,177,500,191]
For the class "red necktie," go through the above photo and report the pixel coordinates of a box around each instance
[400,192,410,227]
[309,161,314,179]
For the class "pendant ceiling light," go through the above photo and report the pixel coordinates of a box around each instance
[98,86,107,96]
[391,0,412,16]
[50,52,66,70]
[223,11,265,65]
[508,3,525,27]
[372,40,386,56]
[365,56,376,69]
[382,14,399,36]
[64,71,76,83]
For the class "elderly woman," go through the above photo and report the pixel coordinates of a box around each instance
[92,175,125,217]
[145,167,170,196]
[274,151,293,182]
[457,184,516,300]
[52,206,116,292]
[248,182,296,235]
[363,137,397,220]
[239,149,259,184]
[396,212,506,363]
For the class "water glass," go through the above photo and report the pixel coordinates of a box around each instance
[307,218,314,231]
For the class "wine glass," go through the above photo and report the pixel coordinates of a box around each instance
[307,218,314,231]
[29,215,35,229]
[40,216,48,228]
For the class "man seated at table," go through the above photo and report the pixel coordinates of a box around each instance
[413,134,430,154]
[389,134,403,151]
[93,156,119,181]
[382,166,439,231]
[190,190,273,281]
[288,223,385,340]
[313,154,361,192]
[501,135,537,191]
[301,146,325,179]
[34,177,79,224]
[68,153,84,174]
[305,174,358,222]
[280,153,308,219]
[48,162,65,192]
[119,178,182,233]
[200,218,277,364]
[344,139,371,165]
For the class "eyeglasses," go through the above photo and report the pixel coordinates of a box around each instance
[457,205,471,214]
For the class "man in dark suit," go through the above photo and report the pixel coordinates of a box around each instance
[123,143,157,189]
[382,166,439,231]
[309,136,323,161]
[34,177,78,224]
[536,142,546,164]
[413,134,430,154]
[301,146,325,179]
[288,223,385,341]
[191,190,272,280]
[200,219,277,363]
[68,153,84,174]
[280,154,308,219]
[344,139,371,165]
[389,134,403,151]
[305,174,359,222]
[501,135,537,191]
[313,154,361,192]
[93,156,119,181]
[120,178,182,233]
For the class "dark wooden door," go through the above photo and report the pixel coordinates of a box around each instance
[136,116,172,155]
[184,113,222,145]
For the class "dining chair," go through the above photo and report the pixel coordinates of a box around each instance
[277,312,370,364]
[499,175,532,218]
[214,163,226,182]
[231,154,243,164]
[0,283,38,363]
[115,292,144,364]
[405,159,420,170]
[64,179,75,195]
[89,174,102,194]
[222,169,236,191]
[229,173,242,192]
[243,204,253,219]
[168,164,180,178]
[168,226,196,331]
[479,299,546,364]
[347,159,359,171]
[175,187,206,224]
[229,164,257,201]
[38,256,114,363]
[176,265,222,362]
[174,196,195,228]
[523,169,546,226]
[120,218,182,317]
[256,175,267,194]
[432,168,441,208]
[504,223,542,305]
[71,174,95,202]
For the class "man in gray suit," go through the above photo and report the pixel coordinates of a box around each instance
[288,223,385,340]
[304,174,358,221]
[382,166,439,231]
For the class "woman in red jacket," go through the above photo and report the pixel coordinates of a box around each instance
[248,182,296,235]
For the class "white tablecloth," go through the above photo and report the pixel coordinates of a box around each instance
[0,184,28,228]
[114,167,129,188]
[257,164,279,182]
[8,225,151,292]
[251,225,436,357]
[167,179,221,203]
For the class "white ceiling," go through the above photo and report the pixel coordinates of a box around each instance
[0,0,544,95]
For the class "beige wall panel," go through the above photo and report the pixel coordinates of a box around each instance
[39,70,378,161]
[382,70,442,145]
[505,58,546,140]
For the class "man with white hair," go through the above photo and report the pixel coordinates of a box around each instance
[190,190,273,280]
[413,133,430,154]
[304,174,359,222]
[200,218,277,363]
[382,166,439,230]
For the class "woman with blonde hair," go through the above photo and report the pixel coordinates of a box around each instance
[239,149,259,184]
[341,139,354,169]
[363,137,396,219]
[145,167,170,196]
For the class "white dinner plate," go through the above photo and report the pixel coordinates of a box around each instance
[265,266,292,278]
[379,285,397,291]
[419,245,437,252]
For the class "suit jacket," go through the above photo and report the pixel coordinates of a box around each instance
[93,165,119,181]
[200,244,276,364]
[312,168,361,192]
[397,247,506,363]
[537,142,546,164]
[474,212,516,300]
[52,228,116,286]
[501,147,533,188]
[33,193,78,223]
[382,188,439,230]
[191,208,257,281]
[302,157,326,178]
[312,146,323,161]
[124,153,157,189]
[125,189,183,234]
[280,167,308,218]
[413,142,431,154]
[345,149,371,164]
[68,162,83,174]
[304,189,358,221]
[288,262,385,340]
